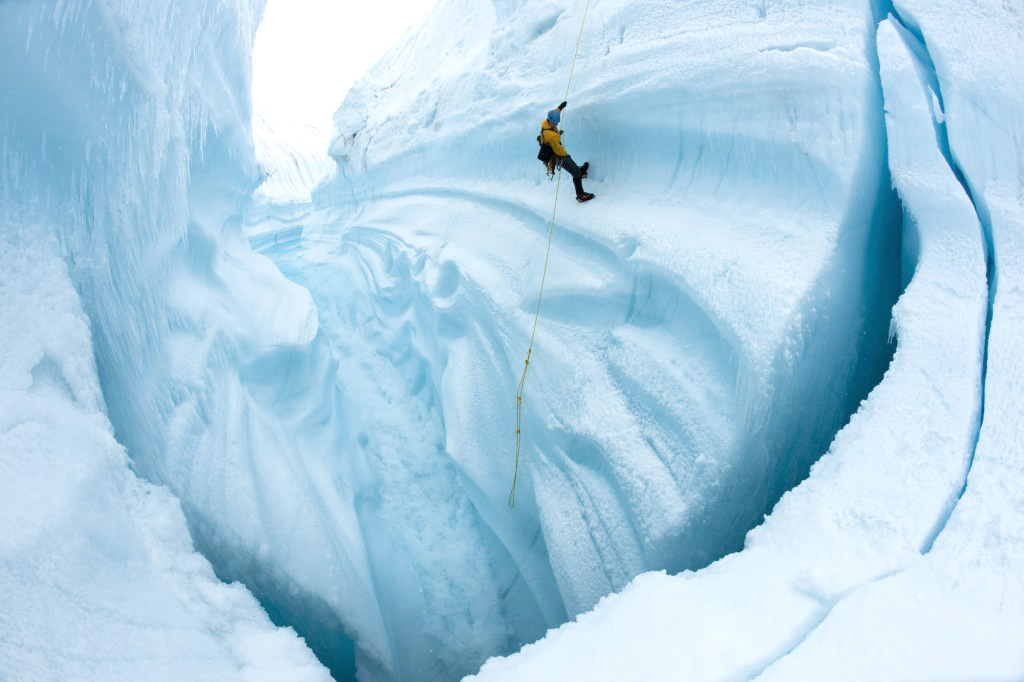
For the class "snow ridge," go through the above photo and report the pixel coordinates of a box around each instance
[881,7,993,556]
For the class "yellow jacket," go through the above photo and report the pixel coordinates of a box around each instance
[541,119,568,157]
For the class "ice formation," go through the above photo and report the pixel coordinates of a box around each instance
[2,0,1022,680]
[254,0,903,676]
[0,1,329,679]
[470,1,1024,679]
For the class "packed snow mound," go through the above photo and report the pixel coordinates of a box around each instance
[244,0,902,678]
[0,1,328,679]
[471,1,1024,679]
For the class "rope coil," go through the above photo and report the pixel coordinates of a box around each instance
[510,0,592,508]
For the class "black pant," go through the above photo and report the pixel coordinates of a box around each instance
[558,156,586,197]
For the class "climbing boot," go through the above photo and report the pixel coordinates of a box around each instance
[576,192,595,202]
[580,161,590,178]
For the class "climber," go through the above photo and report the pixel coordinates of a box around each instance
[538,101,594,202]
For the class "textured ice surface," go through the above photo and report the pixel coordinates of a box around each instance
[3,0,1020,679]
[0,1,328,679]
[754,3,1024,677]
[471,2,1024,680]
[247,0,901,678]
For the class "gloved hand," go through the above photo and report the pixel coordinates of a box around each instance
[558,101,567,110]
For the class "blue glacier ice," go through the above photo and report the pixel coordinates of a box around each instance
[2,0,1022,681]
[247,0,902,677]
[0,0,329,679]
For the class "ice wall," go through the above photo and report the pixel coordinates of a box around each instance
[755,2,1024,676]
[9,0,1011,679]
[1,1,329,679]
[245,0,902,678]
[471,1,1024,679]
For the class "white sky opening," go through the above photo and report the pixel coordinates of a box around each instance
[252,0,437,153]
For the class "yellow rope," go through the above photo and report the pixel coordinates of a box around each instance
[510,0,592,509]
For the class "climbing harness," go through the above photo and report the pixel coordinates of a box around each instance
[510,0,592,508]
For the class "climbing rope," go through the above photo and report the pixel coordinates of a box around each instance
[510,0,592,509]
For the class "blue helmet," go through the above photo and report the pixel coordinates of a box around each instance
[547,109,561,125]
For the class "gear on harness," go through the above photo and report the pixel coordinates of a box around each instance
[537,133,556,177]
